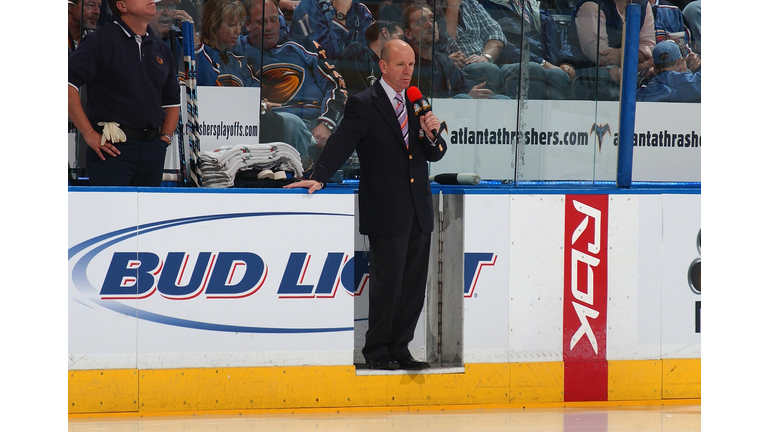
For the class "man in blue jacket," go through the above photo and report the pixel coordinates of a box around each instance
[637,40,700,102]
[242,0,347,150]
[291,0,373,60]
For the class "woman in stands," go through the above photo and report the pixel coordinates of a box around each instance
[197,0,257,87]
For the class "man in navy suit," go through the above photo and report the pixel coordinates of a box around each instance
[286,39,447,370]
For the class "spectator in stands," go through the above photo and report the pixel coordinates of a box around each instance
[178,0,199,23]
[68,0,102,54]
[335,20,404,96]
[477,0,575,99]
[668,0,693,10]
[96,0,112,28]
[149,0,195,41]
[441,0,509,95]
[244,0,291,37]
[278,0,301,24]
[242,0,348,151]
[291,0,374,59]
[402,5,498,99]
[567,0,656,82]
[539,0,578,14]
[196,0,257,87]
[378,0,453,54]
[649,0,688,47]
[149,0,196,82]
[682,0,700,55]
[639,0,699,85]
[636,40,699,102]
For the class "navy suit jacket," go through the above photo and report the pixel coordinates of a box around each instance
[309,79,447,237]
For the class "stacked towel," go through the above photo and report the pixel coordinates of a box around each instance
[198,143,304,188]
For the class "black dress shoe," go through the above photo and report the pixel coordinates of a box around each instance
[395,355,430,370]
[366,354,400,370]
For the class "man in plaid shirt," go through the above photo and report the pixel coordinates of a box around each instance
[441,0,511,96]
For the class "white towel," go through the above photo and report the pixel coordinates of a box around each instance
[199,143,304,188]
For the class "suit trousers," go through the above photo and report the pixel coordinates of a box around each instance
[363,210,432,361]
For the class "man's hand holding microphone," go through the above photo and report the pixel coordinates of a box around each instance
[406,86,441,141]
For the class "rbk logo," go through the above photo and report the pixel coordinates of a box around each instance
[564,195,608,360]
[569,200,602,353]
[563,195,609,402]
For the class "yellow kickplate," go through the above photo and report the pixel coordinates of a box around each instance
[138,366,358,412]
[138,363,512,412]
[663,358,701,399]
[509,362,564,403]
[608,360,662,401]
[68,369,138,414]
[68,360,700,414]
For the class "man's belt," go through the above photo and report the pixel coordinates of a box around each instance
[94,124,160,142]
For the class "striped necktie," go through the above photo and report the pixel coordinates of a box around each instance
[394,93,409,149]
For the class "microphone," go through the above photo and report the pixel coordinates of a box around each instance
[430,173,481,185]
[406,86,438,138]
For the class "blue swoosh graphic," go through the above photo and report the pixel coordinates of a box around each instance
[69,211,354,334]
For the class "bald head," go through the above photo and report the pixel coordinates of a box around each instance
[381,39,413,62]
[379,40,415,92]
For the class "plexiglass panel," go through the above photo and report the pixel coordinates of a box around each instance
[68,0,702,185]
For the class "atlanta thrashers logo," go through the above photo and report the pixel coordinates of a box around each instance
[590,123,611,153]
[258,64,305,105]
[216,75,246,87]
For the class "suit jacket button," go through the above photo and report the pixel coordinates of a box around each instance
[409,155,412,159]
[410,178,414,183]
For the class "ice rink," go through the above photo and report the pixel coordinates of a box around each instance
[68,404,701,432]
